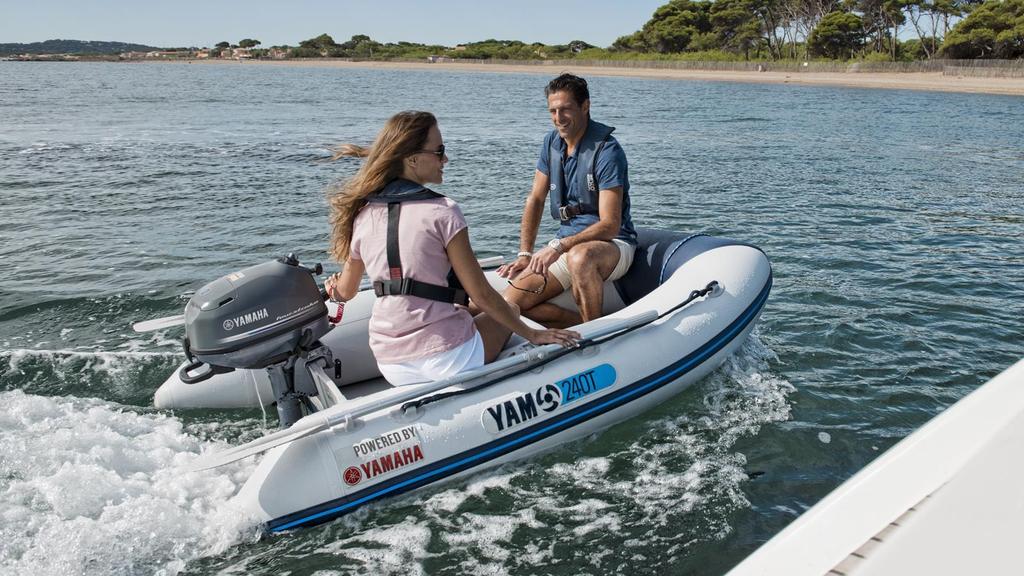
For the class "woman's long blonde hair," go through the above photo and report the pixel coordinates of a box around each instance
[328,111,437,262]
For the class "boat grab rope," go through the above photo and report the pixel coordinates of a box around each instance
[399,280,720,413]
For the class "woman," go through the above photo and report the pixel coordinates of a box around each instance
[324,111,579,386]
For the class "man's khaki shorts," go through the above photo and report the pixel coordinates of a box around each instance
[548,239,636,290]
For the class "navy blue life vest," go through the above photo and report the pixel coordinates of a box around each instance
[547,120,637,243]
[365,179,468,306]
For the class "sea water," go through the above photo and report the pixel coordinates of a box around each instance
[0,61,1021,575]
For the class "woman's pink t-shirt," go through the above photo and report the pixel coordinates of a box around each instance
[350,197,475,364]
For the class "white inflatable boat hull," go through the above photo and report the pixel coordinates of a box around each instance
[158,233,772,530]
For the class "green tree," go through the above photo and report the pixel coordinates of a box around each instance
[209,41,231,57]
[614,0,714,52]
[783,0,844,59]
[568,40,594,53]
[711,0,764,57]
[858,0,907,59]
[339,34,372,50]
[648,0,715,52]
[942,0,1024,57]
[901,0,956,57]
[901,36,941,57]
[337,34,382,57]
[611,31,647,51]
[238,38,261,48]
[298,33,338,57]
[750,0,787,59]
[808,10,866,57]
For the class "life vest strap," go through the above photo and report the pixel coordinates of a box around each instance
[372,278,469,306]
[375,198,469,306]
[386,203,404,275]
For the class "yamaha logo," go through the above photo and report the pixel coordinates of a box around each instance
[343,466,362,486]
[223,308,269,331]
[482,384,561,434]
[342,445,424,486]
[480,365,617,435]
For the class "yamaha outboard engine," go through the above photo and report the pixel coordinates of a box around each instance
[179,254,334,428]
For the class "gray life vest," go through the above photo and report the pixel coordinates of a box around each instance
[366,179,468,306]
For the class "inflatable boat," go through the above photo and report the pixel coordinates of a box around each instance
[154,229,772,531]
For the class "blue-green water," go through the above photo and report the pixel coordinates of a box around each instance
[1,61,1021,575]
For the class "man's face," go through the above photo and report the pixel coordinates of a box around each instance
[547,90,590,143]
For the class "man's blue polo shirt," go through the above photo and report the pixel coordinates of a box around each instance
[537,128,636,244]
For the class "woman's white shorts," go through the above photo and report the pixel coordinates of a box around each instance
[377,330,485,386]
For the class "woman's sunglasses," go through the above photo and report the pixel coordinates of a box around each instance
[420,145,445,158]
[506,272,547,295]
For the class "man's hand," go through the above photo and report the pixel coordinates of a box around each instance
[529,246,562,276]
[496,255,530,279]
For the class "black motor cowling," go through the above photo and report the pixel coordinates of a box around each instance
[180,255,329,382]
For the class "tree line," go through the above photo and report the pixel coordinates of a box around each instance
[611,0,1023,60]
[4,0,1019,62]
[35,0,1004,63]
[286,34,599,60]
[0,39,159,56]
[276,0,1018,63]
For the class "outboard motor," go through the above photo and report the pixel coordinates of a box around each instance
[179,254,335,428]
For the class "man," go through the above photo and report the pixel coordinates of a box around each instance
[497,73,637,328]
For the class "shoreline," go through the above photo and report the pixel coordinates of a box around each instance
[181,58,1024,97]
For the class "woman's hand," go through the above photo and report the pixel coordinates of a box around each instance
[525,327,581,348]
[324,261,364,302]
[324,272,343,300]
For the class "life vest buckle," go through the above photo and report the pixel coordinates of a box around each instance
[372,277,413,297]
[559,204,582,222]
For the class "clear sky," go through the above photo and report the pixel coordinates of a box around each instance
[1,0,668,48]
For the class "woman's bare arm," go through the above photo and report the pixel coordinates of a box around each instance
[324,258,365,301]
[447,229,578,347]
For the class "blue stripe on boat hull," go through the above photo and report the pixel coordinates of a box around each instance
[269,274,772,531]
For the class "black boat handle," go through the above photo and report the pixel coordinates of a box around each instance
[179,359,234,384]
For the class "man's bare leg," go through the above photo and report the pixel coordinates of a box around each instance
[502,271,580,328]
[520,301,581,329]
[566,241,620,322]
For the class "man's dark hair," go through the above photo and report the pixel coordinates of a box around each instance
[544,73,589,107]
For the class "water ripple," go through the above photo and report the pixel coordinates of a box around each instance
[1,61,1022,575]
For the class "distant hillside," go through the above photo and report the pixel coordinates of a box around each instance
[0,39,161,56]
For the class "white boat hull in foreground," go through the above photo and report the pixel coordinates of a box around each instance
[728,358,1024,576]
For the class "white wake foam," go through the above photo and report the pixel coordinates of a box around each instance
[6,347,176,372]
[0,390,260,576]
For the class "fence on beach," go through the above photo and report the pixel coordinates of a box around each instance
[940,59,1024,78]
[394,57,1024,77]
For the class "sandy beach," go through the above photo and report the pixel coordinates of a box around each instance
[193,58,1024,97]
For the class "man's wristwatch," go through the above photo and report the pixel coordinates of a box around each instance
[547,238,564,254]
